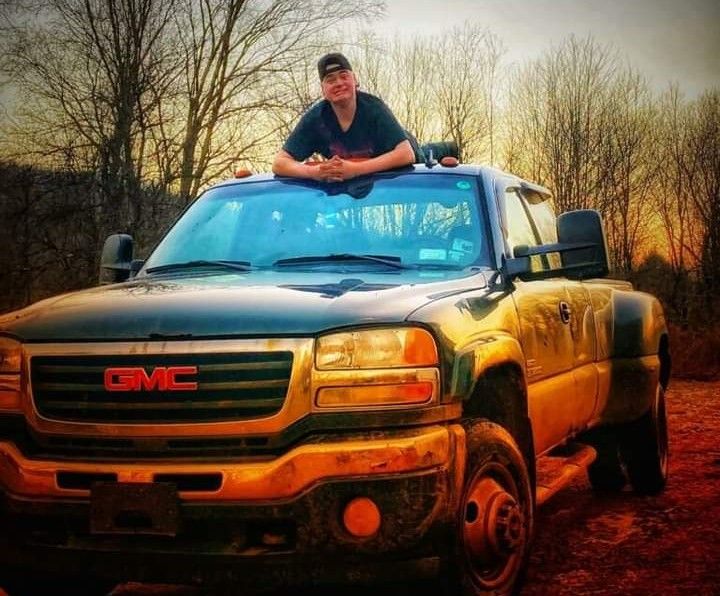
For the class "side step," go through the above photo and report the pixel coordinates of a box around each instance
[535,443,597,506]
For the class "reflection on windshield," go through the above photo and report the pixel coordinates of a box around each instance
[143,174,490,273]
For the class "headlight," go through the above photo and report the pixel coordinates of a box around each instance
[315,327,438,370]
[0,336,22,412]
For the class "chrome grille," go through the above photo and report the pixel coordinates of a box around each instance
[30,352,293,423]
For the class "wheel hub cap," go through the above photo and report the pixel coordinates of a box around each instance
[464,477,524,564]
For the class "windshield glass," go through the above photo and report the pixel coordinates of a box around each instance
[142,174,490,271]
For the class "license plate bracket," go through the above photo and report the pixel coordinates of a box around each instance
[90,482,179,536]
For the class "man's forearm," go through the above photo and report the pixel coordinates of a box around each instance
[272,152,317,179]
[352,141,415,176]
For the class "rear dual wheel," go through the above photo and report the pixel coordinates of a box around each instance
[620,385,669,495]
[587,428,627,492]
[587,384,669,495]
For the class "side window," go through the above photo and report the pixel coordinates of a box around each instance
[524,196,562,269]
[525,198,557,244]
[504,189,544,272]
[504,189,536,248]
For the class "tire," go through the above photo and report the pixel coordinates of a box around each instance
[619,385,669,495]
[586,428,627,492]
[445,420,534,596]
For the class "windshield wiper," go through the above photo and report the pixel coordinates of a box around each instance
[145,260,252,274]
[273,254,412,270]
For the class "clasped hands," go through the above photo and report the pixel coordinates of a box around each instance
[309,155,361,182]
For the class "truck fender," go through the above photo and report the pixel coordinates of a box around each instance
[611,291,667,358]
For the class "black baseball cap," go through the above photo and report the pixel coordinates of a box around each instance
[317,52,352,81]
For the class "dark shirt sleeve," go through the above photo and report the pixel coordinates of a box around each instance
[283,110,320,161]
[371,99,410,155]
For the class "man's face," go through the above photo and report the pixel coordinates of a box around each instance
[321,70,356,104]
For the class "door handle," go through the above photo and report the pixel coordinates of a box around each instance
[559,301,572,324]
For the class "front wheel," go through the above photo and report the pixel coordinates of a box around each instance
[446,421,534,596]
[619,385,669,495]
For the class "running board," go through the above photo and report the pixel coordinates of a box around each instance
[535,443,597,506]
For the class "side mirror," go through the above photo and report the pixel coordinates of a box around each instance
[502,210,610,281]
[557,209,609,279]
[99,234,134,285]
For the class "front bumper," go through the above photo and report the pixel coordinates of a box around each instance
[0,424,466,586]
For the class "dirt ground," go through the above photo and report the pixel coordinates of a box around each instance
[2,380,718,596]
[523,379,720,595]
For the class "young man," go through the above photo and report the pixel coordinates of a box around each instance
[272,52,418,182]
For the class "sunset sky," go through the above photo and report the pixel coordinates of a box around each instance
[377,0,720,97]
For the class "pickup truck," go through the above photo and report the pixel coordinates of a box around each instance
[0,163,670,595]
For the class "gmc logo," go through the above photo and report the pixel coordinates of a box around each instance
[104,366,198,392]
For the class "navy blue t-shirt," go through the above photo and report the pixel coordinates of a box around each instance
[284,91,420,161]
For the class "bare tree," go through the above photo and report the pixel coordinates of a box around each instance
[652,87,720,322]
[3,0,178,233]
[349,26,503,161]
[690,90,720,316]
[503,36,617,213]
[384,36,440,146]
[165,0,383,202]
[502,65,547,183]
[655,87,698,269]
[432,25,503,162]
[3,1,383,204]
[596,69,657,272]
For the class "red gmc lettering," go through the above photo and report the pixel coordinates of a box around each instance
[164,366,198,390]
[104,366,198,391]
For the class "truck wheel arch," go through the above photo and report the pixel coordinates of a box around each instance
[463,363,535,488]
[611,292,668,359]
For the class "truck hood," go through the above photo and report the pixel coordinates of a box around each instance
[0,269,488,341]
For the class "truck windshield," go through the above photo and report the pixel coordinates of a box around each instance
[143,174,490,272]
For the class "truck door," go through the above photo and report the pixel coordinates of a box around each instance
[522,193,599,436]
[564,281,598,427]
[500,184,596,453]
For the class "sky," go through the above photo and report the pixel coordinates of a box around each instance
[375,0,720,97]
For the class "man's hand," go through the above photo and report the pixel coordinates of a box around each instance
[316,155,360,182]
[273,150,342,181]
[319,141,414,181]
[273,139,413,182]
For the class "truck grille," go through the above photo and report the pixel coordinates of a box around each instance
[30,352,293,423]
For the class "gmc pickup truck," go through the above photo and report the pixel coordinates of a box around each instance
[0,163,670,595]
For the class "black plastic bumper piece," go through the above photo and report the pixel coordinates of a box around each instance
[0,470,453,588]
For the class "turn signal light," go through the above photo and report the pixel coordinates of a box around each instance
[316,382,433,408]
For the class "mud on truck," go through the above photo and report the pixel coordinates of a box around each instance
[0,160,670,595]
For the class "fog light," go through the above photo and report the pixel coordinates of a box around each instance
[342,497,381,538]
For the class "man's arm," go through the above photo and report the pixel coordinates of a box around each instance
[272,150,325,180]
